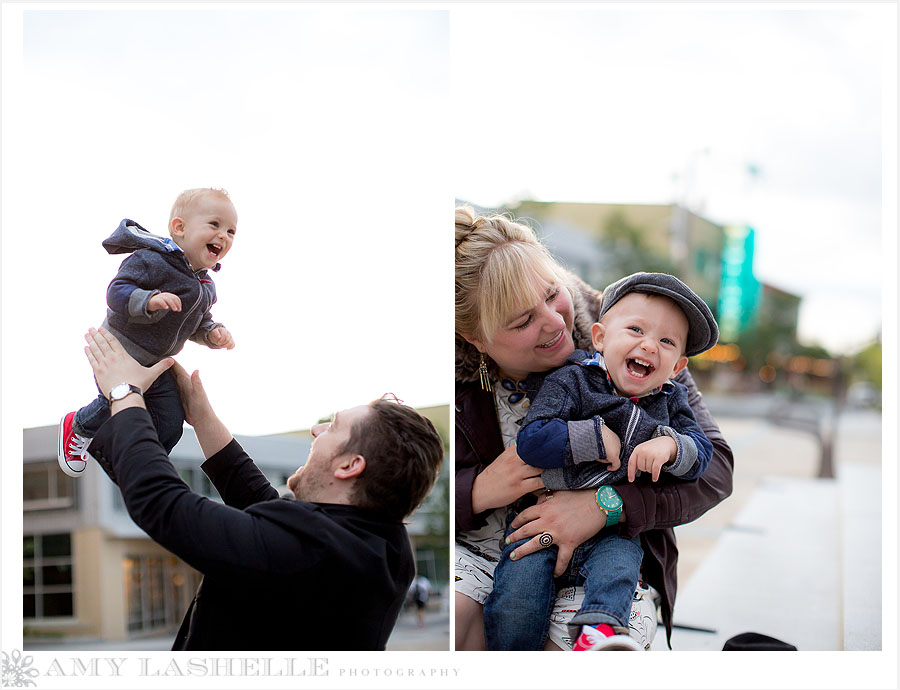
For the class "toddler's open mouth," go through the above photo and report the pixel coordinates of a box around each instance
[626,358,654,378]
[206,243,222,257]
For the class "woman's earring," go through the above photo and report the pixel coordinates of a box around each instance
[478,354,492,392]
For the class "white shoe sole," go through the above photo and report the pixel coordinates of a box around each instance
[590,635,644,651]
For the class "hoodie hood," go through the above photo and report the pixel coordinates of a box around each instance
[102,219,221,272]
[455,269,602,385]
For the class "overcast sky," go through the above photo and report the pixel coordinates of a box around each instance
[452,5,892,356]
[3,7,451,438]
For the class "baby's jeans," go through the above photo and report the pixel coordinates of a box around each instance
[74,368,185,454]
[484,511,643,650]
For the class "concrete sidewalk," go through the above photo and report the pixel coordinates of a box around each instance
[650,407,883,651]
[24,608,450,653]
[652,464,881,650]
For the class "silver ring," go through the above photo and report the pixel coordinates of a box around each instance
[539,532,554,548]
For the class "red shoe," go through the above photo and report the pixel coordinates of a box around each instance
[58,412,92,477]
[573,623,643,651]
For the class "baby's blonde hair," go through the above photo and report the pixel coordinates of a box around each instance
[168,187,232,236]
[455,206,566,342]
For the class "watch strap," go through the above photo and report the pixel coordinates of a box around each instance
[596,486,622,526]
[108,383,143,402]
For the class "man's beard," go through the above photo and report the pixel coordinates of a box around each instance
[289,459,332,502]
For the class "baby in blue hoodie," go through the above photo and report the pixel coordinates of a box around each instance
[58,188,237,476]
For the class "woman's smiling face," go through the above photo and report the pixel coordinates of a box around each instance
[467,275,575,381]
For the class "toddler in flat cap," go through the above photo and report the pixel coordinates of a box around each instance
[484,272,719,652]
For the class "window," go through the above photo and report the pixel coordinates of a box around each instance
[123,555,200,635]
[23,533,74,618]
[23,462,76,510]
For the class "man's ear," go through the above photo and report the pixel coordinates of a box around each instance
[334,454,366,480]
[671,355,689,378]
[590,322,605,352]
[460,332,485,353]
[170,216,185,238]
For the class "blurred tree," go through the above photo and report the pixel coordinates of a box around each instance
[850,337,882,388]
[734,322,778,373]
[596,211,680,287]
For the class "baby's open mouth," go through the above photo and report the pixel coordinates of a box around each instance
[207,243,222,257]
[626,358,654,378]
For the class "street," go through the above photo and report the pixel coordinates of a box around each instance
[387,605,451,651]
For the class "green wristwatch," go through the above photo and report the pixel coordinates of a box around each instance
[596,486,623,527]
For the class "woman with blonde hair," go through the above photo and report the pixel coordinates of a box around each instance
[454,205,734,650]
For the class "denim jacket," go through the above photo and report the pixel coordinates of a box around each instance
[517,349,713,490]
[101,219,224,365]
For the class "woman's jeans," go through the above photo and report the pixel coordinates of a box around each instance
[484,511,643,650]
[74,368,185,454]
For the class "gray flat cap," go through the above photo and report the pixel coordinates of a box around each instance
[599,272,719,357]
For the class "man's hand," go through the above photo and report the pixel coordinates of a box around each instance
[147,292,182,312]
[83,327,173,414]
[208,326,235,350]
[170,361,233,458]
[470,444,545,515]
[627,436,677,482]
[170,362,214,428]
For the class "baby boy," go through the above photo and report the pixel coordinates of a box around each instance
[58,187,237,476]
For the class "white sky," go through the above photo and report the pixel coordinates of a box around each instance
[3,6,452,436]
[451,5,892,356]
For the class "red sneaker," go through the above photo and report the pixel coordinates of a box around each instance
[58,412,92,477]
[573,623,643,651]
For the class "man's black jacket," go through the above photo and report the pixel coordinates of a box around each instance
[89,408,414,650]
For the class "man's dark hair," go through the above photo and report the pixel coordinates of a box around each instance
[340,396,444,521]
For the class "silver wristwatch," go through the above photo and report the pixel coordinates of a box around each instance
[108,383,143,402]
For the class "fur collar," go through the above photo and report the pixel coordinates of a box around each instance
[455,270,602,384]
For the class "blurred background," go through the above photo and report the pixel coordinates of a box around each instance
[454,5,892,657]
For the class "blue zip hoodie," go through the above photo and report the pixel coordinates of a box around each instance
[517,349,713,490]
[101,219,225,365]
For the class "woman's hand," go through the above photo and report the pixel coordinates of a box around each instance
[83,327,173,411]
[470,444,544,515]
[505,489,611,577]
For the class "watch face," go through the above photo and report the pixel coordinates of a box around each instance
[598,486,623,510]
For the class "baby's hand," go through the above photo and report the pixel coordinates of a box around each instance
[147,292,182,312]
[599,423,622,471]
[627,436,677,482]
[208,326,235,350]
